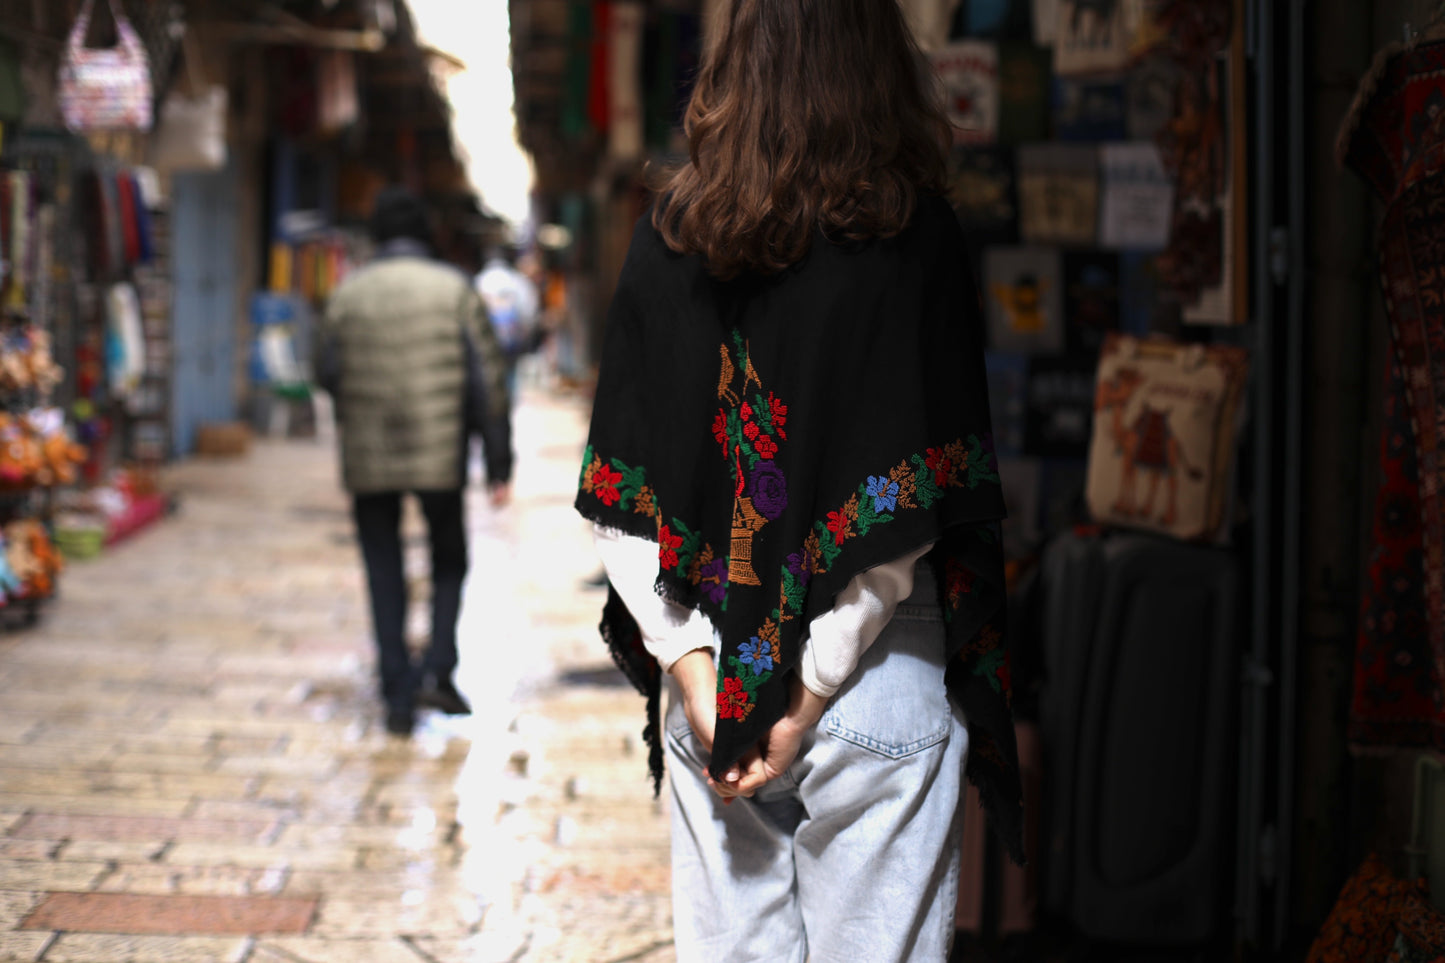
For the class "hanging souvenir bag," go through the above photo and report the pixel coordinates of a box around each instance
[151,30,227,171]
[1084,332,1249,541]
[58,0,153,133]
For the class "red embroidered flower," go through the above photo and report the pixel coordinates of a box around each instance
[658,524,685,570]
[712,410,729,451]
[717,676,750,719]
[945,560,975,608]
[768,393,788,440]
[925,447,954,487]
[826,509,852,546]
[744,421,760,441]
[740,401,754,422]
[754,435,778,459]
[592,465,623,506]
[996,656,1011,694]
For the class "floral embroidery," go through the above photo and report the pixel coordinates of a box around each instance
[658,524,684,570]
[579,446,730,608]
[748,462,788,520]
[715,433,1003,706]
[766,393,789,440]
[712,411,730,451]
[591,464,623,506]
[738,638,774,675]
[698,555,729,604]
[633,485,656,519]
[866,475,900,513]
[717,331,790,587]
[717,676,753,720]
[945,558,976,610]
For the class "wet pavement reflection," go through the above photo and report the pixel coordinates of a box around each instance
[0,385,675,962]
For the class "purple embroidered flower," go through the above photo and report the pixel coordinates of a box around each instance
[748,461,788,520]
[786,550,813,586]
[866,475,900,513]
[738,637,774,675]
[700,556,729,604]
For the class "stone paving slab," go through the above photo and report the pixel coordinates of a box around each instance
[0,387,678,959]
[21,893,317,936]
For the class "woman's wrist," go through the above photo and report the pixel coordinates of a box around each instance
[669,647,716,693]
[787,675,829,730]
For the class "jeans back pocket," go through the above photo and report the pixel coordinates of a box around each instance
[822,603,950,759]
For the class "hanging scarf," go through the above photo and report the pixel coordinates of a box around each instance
[575,195,1024,863]
[1339,38,1445,750]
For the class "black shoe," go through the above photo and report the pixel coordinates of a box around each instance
[385,705,415,735]
[416,680,472,716]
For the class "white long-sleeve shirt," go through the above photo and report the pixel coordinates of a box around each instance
[593,525,933,698]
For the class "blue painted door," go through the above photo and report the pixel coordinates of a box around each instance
[170,166,240,456]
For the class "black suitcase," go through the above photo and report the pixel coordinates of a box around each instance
[1038,530,1240,944]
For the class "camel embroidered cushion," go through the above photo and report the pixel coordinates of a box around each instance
[1085,333,1249,541]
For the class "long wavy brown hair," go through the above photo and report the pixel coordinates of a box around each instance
[653,0,951,279]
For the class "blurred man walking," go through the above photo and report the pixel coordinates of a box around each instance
[318,188,513,736]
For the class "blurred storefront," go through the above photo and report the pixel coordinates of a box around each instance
[0,0,498,592]
[507,0,1445,959]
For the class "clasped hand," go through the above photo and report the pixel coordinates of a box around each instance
[670,648,829,803]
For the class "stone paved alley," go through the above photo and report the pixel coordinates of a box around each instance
[0,387,676,963]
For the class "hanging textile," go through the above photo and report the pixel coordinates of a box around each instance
[1340,38,1445,750]
[587,2,614,136]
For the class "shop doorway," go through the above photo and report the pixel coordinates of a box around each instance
[170,165,240,456]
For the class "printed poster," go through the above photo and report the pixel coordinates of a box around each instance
[998,44,1053,145]
[1055,0,1132,76]
[1024,354,1097,458]
[1053,77,1128,141]
[1098,142,1175,250]
[1063,250,1120,353]
[985,350,1030,455]
[947,146,1018,244]
[984,245,1065,354]
[932,41,1000,145]
[1031,0,1061,46]
[1017,143,1099,246]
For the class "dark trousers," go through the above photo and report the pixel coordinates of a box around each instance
[351,489,468,709]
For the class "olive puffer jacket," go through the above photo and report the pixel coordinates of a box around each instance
[318,242,512,494]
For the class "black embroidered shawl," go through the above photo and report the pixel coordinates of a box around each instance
[576,194,1024,863]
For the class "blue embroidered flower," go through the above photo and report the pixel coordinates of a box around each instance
[738,637,774,675]
[866,475,900,513]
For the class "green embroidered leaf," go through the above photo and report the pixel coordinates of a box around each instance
[910,454,944,508]
[816,522,844,568]
[781,568,806,617]
[753,392,773,433]
[965,435,1001,489]
[973,648,1006,694]
[613,459,648,510]
[726,657,771,694]
[671,518,702,573]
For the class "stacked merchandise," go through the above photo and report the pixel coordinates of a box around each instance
[0,321,85,620]
[937,0,1255,953]
[931,0,1243,558]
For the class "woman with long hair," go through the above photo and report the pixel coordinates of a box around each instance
[575,2,1023,958]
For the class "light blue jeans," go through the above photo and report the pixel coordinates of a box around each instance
[664,565,967,962]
